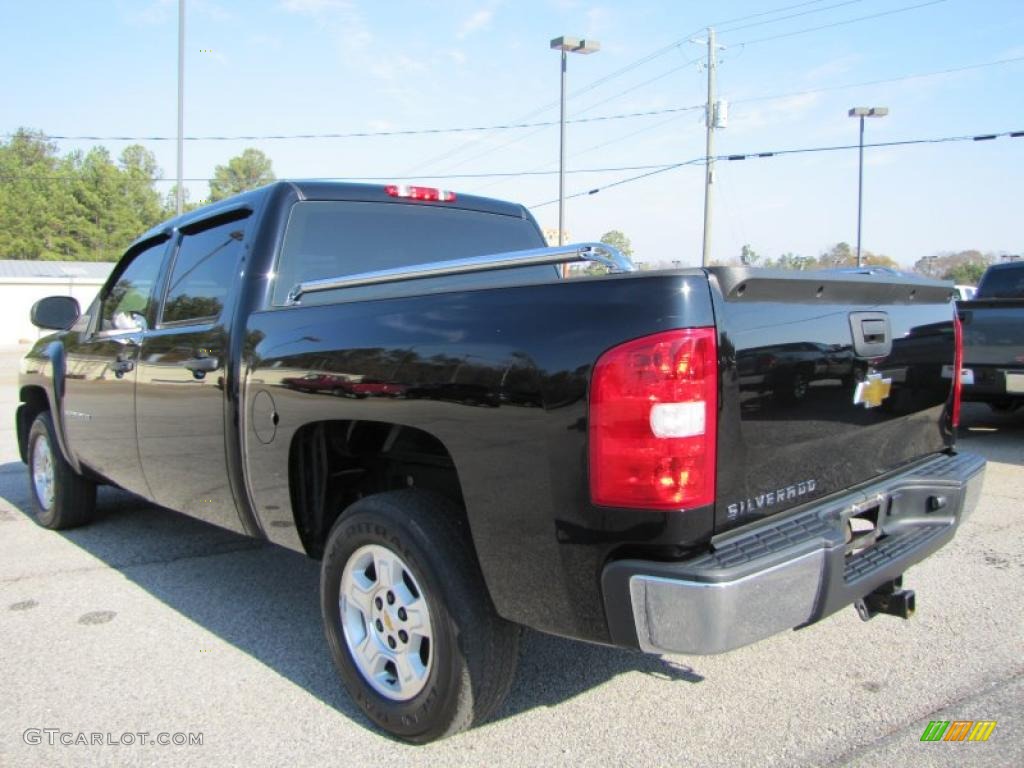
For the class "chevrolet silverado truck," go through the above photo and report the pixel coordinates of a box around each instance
[956,260,1024,412]
[17,181,984,742]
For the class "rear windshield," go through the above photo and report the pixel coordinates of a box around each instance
[976,264,1024,299]
[272,201,552,306]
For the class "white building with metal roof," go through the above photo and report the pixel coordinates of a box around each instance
[0,260,114,346]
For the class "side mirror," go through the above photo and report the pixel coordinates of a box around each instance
[30,296,81,331]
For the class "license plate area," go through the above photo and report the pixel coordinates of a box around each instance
[1006,371,1024,394]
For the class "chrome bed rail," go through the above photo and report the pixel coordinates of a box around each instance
[285,242,634,304]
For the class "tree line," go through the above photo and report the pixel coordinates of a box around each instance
[647,242,1018,283]
[0,128,275,261]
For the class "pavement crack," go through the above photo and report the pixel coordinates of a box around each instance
[823,668,1024,766]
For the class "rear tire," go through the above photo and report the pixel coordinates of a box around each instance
[320,490,520,743]
[27,411,97,530]
[774,371,809,403]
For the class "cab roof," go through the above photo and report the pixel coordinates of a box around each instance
[132,180,530,250]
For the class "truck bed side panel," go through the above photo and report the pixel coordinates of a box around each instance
[242,273,715,644]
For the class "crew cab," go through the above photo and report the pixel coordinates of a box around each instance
[956,260,1024,412]
[17,181,984,742]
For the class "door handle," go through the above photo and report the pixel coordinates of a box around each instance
[183,357,218,379]
[112,359,134,378]
[183,357,218,372]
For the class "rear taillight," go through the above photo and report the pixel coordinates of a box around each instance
[589,328,718,510]
[952,310,963,427]
[385,184,456,202]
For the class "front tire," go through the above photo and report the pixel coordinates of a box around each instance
[27,411,97,530]
[320,490,520,743]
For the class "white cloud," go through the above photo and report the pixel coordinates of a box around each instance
[584,7,611,38]
[803,54,860,83]
[457,8,495,39]
[122,0,174,26]
[277,0,372,51]
[280,0,349,14]
[124,0,231,25]
[727,93,820,135]
[249,34,283,51]
[370,54,427,82]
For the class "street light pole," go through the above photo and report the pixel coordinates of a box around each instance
[856,113,864,267]
[848,106,888,268]
[176,0,185,216]
[550,36,599,275]
[558,48,567,248]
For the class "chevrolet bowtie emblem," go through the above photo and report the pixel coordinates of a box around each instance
[853,373,892,408]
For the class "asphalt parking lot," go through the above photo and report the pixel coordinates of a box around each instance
[0,344,1020,767]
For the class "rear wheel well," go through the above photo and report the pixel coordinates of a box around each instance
[17,386,50,462]
[288,420,467,559]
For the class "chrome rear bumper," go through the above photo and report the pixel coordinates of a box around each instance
[602,452,986,655]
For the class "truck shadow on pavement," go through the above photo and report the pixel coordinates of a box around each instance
[3,465,703,736]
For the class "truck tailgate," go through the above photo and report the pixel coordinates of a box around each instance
[708,269,958,534]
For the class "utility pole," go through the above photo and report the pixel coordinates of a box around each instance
[700,28,719,267]
[176,0,185,216]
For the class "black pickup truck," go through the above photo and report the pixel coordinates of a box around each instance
[18,181,984,742]
[956,260,1024,412]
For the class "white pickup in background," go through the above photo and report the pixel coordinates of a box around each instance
[941,365,975,385]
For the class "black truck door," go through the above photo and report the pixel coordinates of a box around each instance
[136,211,250,533]
[62,238,168,497]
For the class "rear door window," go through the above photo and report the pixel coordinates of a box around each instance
[272,201,550,306]
[161,214,249,325]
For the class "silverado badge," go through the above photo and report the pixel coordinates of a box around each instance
[853,373,892,408]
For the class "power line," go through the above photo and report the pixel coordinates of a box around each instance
[468,112,689,195]
[6,54,1018,188]
[530,159,705,208]
[11,48,1020,148]
[718,0,866,33]
[732,0,948,46]
[528,128,1024,208]
[731,55,1024,104]
[708,0,835,28]
[573,56,705,117]
[428,58,706,181]
[0,162,682,184]
[463,50,1024,179]
[5,106,704,143]
[4,128,1019,192]
[403,1,845,175]
[718,129,1023,160]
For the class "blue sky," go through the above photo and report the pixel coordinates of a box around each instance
[4,0,1022,266]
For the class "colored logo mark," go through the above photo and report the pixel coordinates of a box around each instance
[920,720,997,742]
[853,372,892,408]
